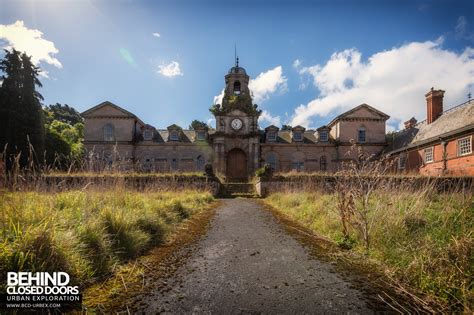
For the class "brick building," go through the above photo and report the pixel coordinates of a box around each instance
[82,62,390,180]
[387,89,474,176]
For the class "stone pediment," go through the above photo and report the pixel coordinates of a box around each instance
[82,101,137,118]
[328,104,389,127]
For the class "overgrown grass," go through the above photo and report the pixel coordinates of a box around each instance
[265,190,473,312]
[0,189,214,292]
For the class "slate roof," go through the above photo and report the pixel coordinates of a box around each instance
[388,101,474,153]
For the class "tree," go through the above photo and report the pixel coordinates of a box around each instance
[281,124,292,131]
[189,120,208,130]
[0,49,45,171]
[45,103,83,125]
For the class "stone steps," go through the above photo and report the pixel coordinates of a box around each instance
[220,183,257,198]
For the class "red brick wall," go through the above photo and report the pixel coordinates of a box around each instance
[393,132,474,176]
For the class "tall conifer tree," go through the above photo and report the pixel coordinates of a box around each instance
[0,49,45,170]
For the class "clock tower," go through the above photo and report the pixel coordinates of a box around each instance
[210,58,261,180]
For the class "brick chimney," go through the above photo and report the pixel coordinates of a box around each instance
[404,117,417,129]
[425,88,445,124]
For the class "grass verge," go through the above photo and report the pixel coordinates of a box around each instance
[0,188,215,293]
[264,191,473,312]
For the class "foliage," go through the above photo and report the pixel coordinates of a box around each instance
[281,124,292,131]
[43,104,84,166]
[0,49,44,170]
[189,120,209,130]
[0,189,214,291]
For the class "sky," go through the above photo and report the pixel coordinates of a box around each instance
[0,0,473,131]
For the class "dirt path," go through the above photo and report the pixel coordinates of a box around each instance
[120,199,394,314]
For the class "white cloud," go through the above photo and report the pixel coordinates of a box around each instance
[291,39,474,129]
[259,110,281,127]
[249,65,288,104]
[213,88,224,104]
[152,32,161,38]
[212,65,288,105]
[455,16,474,42]
[157,61,183,77]
[0,20,62,68]
[293,59,301,68]
[207,117,216,128]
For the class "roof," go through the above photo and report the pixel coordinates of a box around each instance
[263,130,332,144]
[81,101,145,126]
[388,101,474,153]
[328,104,390,127]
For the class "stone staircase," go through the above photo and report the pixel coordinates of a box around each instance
[220,182,258,198]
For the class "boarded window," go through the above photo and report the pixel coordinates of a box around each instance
[103,124,115,141]
[320,156,327,171]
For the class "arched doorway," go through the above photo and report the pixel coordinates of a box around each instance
[226,148,247,180]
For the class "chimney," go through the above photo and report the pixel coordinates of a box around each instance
[404,117,417,129]
[425,88,445,124]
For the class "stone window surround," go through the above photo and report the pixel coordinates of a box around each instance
[267,132,277,142]
[143,130,153,141]
[292,132,303,142]
[424,147,434,163]
[103,124,115,142]
[458,136,472,156]
[358,127,366,143]
[398,152,407,169]
[319,130,329,142]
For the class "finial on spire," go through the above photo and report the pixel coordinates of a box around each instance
[234,43,238,67]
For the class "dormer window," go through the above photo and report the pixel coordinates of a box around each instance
[267,132,277,142]
[196,131,206,141]
[143,130,153,141]
[319,131,328,142]
[233,81,241,95]
[170,131,179,141]
[103,124,115,142]
[358,127,366,143]
[293,132,303,142]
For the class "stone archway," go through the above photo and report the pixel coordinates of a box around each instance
[226,148,247,180]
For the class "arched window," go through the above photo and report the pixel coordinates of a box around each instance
[265,152,278,171]
[103,124,115,141]
[196,155,205,171]
[320,156,327,171]
[233,81,241,95]
[143,156,153,172]
[358,127,366,143]
[291,151,305,172]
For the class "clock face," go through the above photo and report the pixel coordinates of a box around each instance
[231,118,243,130]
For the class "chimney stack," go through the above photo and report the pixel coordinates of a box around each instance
[404,117,417,129]
[425,88,445,124]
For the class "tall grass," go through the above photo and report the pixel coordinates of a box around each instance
[0,189,214,292]
[265,188,473,312]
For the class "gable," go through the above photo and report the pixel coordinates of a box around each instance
[82,102,135,119]
[344,106,386,119]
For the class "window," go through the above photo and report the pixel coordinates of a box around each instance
[196,155,205,171]
[233,81,241,95]
[267,132,277,142]
[266,153,278,171]
[292,162,304,172]
[196,131,206,141]
[458,136,472,156]
[169,131,179,141]
[358,128,366,143]
[143,130,153,141]
[319,131,328,142]
[424,147,434,163]
[293,132,303,142]
[320,156,327,171]
[398,153,407,170]
[170,158,179,171]
[103,124,115,141]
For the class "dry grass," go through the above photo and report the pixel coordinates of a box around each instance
[265,188,473,312]
[0,188,215,293]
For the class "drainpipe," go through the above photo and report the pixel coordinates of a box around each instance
[441,139,447,174]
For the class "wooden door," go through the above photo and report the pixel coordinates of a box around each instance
[226,149,247,180]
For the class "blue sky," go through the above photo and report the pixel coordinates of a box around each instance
[1,0,473,130]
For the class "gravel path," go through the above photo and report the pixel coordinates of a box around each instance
[137,199,386,314]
